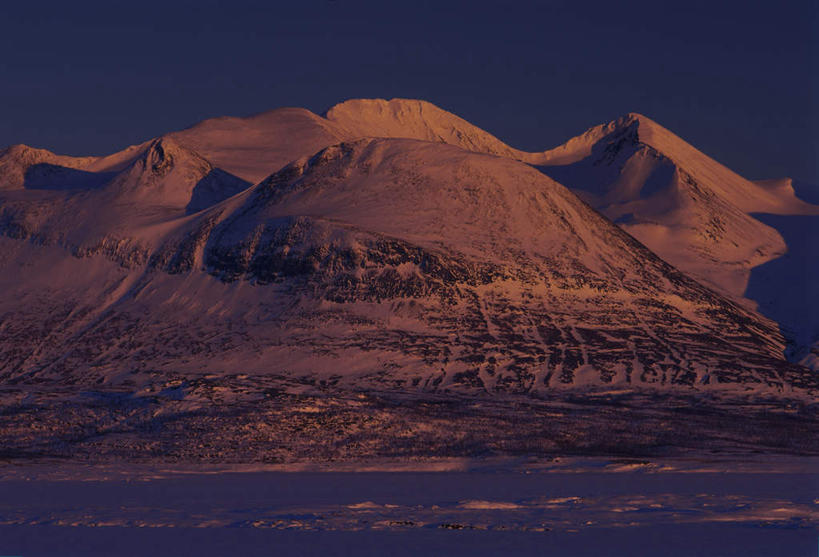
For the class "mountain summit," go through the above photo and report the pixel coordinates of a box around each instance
[323,98,526,159]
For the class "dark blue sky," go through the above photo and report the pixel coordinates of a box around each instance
[2,0,816,183]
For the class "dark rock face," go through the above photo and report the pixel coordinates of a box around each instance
[204,215,511,303]
[594,120,641,166]
[0,197,151,268]
[150,212,224,274]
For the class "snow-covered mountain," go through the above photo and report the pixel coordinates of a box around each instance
[159,98,531,184]
[103,137,251,213]
[0,99,816,461]
[534,114,819,298]
[528,114,819,371]
[0,141,151,190]
[34,98,805,301]
[0,136,248,231]
[0,134,811,395]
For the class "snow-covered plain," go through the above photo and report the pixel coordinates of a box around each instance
[1,465,816,557]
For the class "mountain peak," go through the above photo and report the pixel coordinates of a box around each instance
[2,143,38,157]
[536,108,819,298]
[0,143,64,165]
[322,98,459,124]
[139,137,199,177]
[536,112,672,166]
[105,137,249,212]
[322,97,431,118]
[322,97,523,159]
[622,111,654,124]
[183,135,808,396]
[0,144,97,190]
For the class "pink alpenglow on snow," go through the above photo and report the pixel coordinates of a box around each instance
[0,98,816,466]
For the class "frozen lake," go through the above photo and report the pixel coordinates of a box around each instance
[0,464,816,556]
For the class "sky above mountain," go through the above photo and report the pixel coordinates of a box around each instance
[1,0,816,183]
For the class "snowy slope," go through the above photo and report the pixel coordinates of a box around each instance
[163,98,529,183]
[535,114,819,298]
[535,113,817,215]
[533,116,819,372]
[0,144,99,191]
[0,138,811,398]
[323,98,528,159]
[167,108,344,184]
[0,142,154,192]
[103,137,251,213]
[745,179,819,371]
[0,137,251,277]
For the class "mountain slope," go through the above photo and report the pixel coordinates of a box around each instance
[0,141,154,192]
[163,98,529,184]
[535,114,819,297]
[745,178,819,371]
[0,144,99,191]
[1,138,811,398]
[167,108,345,184]
[535,113,817,214]
[104,137,251,213]
[323,98,527,159]
[0,138,250,274]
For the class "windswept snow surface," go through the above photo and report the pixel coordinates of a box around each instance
[0,467,816,557]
